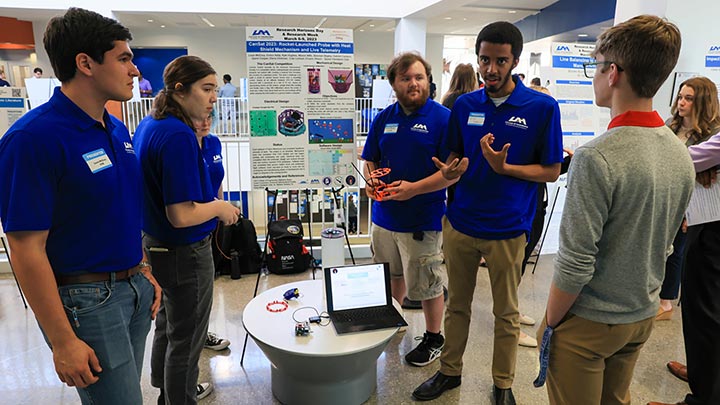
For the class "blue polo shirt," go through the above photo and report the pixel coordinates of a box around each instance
[134,115,217,245]
[0,87,143,274]
[447,77,563,240]
[201,134,224,197]
[362,98,450,232]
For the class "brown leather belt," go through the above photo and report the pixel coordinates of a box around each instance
[55,266,141,286]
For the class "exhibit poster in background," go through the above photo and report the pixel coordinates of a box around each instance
[0,87,27,138]
[246,27,356,190]
[703,43,720,98]
[549,42,609,150]
[354,63,387,98]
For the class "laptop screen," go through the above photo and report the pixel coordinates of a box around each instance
[327,263,388,311]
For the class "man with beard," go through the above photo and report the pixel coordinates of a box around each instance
[362,52,458,368]
[413,22,562,404]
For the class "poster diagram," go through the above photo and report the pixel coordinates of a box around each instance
[246,27,355,189]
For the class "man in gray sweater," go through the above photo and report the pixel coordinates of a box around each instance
[536,15,695,404]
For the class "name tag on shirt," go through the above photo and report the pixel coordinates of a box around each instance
[82,149,113,174]
[468,112,485,126]
[384,123,399,134]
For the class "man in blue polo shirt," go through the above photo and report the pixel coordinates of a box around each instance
[0,8,160,405]
[413,22,562,404]
[362,52,457,368]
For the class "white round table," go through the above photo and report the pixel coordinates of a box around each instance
[242,279,399,405]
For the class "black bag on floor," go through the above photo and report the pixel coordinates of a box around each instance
[212,216,263,278]
[266,218,311,275]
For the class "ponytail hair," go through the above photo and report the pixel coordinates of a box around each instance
[152,55,216,129]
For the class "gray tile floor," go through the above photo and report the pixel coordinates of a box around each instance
[0,255,689,404]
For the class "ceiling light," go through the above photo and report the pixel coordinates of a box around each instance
[200,17,215,28]
[463,18,467,21]
[314,17,327,29]
[147,19,153,23]
[444,17,452,20]
[508,10,517,14]
[160,25,166,28]
[578,33,588,37]
[369,24,375,27]
[359,29,364,32]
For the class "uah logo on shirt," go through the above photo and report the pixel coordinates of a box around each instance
[213,154,222,163]
[506,116,528,130]
[123,141,135,154]
[411,123,429,133]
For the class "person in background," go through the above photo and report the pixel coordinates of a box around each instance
[218,73,236,98]
[414,21,563,404]
[429,74,437,100]
[134,55,240,404]
[538,15,692,405]
[0,70,11,87]
[440,63,478,110]
[217,73,237,133]
[517,73,525,83]
[0,8,161,404]
[529,77,551,96]
[138,72,153,97]
[651,76,720,398]
[33,67,43,78]
[347,194,358,234]
[192,109,233,352]
[362,52,456,369]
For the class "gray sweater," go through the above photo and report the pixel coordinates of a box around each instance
[553,123,695,324]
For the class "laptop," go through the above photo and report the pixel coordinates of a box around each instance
[324,262,408,334]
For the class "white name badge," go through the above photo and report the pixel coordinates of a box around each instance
[468,112,485,126]
[384,123,399,134]
[82,148,113,174]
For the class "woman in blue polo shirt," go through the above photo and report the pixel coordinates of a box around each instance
[134,55,240,404]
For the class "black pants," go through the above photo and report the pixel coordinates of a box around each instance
[682,221,720,405]
[522,184,547,275]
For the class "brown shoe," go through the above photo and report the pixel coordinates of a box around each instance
[656,306,673,321]
[667,361,688,382]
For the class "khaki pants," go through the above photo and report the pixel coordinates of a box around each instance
[439,217,525,388]
[538,314,654,405]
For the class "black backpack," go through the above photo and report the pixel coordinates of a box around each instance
[266,218,311,275]
[212,216,263,278]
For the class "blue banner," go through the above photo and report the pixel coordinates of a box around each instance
[552,55,593,69]
[563,131,594,136]
[557,99,594,105]
[556,79,592,85]
[247,41,354,54]
[706,55,720,68]
[0,98,24,108]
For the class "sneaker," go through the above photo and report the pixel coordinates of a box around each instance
[196,382,213,400]
[519,314,536,326]
[204,332,230,351]
[405,332,444,366]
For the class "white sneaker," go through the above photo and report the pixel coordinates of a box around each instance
[518,331,538,348]
[519,313,536,326]
[196,382,213,400]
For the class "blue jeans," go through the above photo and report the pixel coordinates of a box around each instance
[145,234,214,405]
[660,227,687,300]
[47,272,154,405]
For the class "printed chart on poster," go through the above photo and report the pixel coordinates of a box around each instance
[549,42,610,150]
[246,27,356,190]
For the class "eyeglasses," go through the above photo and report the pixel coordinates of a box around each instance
[582,61,624,78]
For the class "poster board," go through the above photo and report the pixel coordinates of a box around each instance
[0,87,27,139]
[245,27,356,190]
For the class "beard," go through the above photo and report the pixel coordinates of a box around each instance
[396,85,429,113]
[482,69,513,96]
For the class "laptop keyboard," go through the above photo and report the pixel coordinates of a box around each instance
[334,307,394,323]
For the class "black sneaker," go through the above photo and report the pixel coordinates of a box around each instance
[197,382,213,400]
[405,332,444,366]
[204,332,230,351]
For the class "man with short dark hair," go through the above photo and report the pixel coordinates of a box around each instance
[0,8,161,404]
[413,21,563,404]
[538,15,692,405]
[362,51,457,369]
[33,66,43,78]
[218,73,237,133]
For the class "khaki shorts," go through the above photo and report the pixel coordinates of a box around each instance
[370,224,446,301]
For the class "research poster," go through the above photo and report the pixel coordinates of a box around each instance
[0,87,27,139]
[550,42,609,150]
[245,27,356,190]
